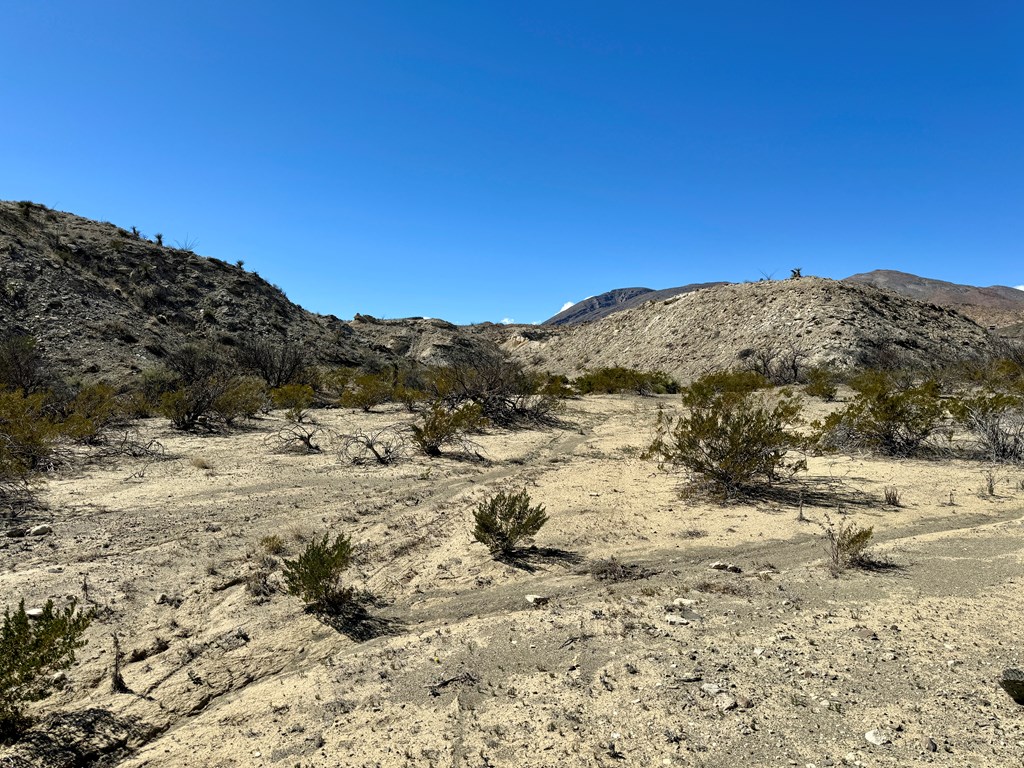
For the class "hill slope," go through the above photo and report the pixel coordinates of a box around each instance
[506,277,995,380]
[0,201,495,379]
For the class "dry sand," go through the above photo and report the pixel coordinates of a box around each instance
[2,394,1023,767]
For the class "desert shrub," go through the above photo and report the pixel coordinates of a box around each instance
[574,367,679,396]
[818,372,944,456]
[340,373,392,412]
[271,383,315,422]
[282,533,354,613]
[647,373,805,497]
[823,516,874,577]
[535,373,576,399]
[472,490,548,558]
[164,343,228,385]
[803,367,838,401]
[340,425,407,465]
[159,382,226,430]
[212,377,268,425]
[137,366,180,410]
[260,535,286,555]
[428,355,560,427]
[411,401,487,457]
[948,390,1024,462]
[0,336,50,394]
[0,391,60,488]
[1,600,93,741]
[316,367,356,400]
[738,342,807,385]
[234,339,308,388]
[60,383,125,444]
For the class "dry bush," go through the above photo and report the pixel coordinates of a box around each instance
[883,486,900,506]
[234,339,308,388]
[270,420,329,454]
[340,373,392,412]
[948,390,1024,463]
[340,425,407,465]
[823,515,874,577]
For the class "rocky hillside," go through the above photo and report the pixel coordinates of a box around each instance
[543,282,726,326]
[844,270,1024,329]
[505,277,996,380]
[0,201,496,380]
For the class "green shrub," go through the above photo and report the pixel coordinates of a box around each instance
[472,490,548,558]
[0,336,50,394]
[647,373,805,497]
[282,533,354,613]
[270,383,314,422]
[60,383,124,443]
[819,372,944,456]
[411,402,487,456]
[427,355,561,427]
[574,367,679,396]
[1,600,93,741]
[213,377,269,425]
[340,373,392,412]
[0,391,60,488]
[803,367,838,401]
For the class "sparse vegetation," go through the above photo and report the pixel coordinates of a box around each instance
[1,600,94,741]
[472,489,548,558]
[411,401,487,457]
[803,366,838,401]
[271,383,314,422]
[340,373,392,412]
[647,372,805,497]
[282,533,354,613]
[823,516,874,577]
[573,367,679,396]
[340,425,407,465]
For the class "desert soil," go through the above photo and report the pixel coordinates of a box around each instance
[2,394,1023,767]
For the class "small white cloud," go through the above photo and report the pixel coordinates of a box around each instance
[500,317,515,325]
[1015,285,1024,291]
[559,301,575,312]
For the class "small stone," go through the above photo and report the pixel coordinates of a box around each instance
[998,668,1024,704]
[700,683,724,696]
[709,561,742,573]
[673,598,697,607]
[525,594,549,607]
[920,737,937,752]
[716,695,737,711]
[736,695,753,709]
[25,608,44,620]
[5,527,28,538]
[664,614,689,626]
[865,729,890,746]
[28,524,53,536]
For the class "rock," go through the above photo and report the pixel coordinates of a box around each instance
[999,668,1024,705]
[25,608,44,620]
[736,695,753,709]
[700,683,724,696]
[5,527,28,538]
[155,593,184,608]
[864,729,890,746]
[920,737,938,752]
[664,614,689,626]
[525,594,549,607]
[716,695,737,711]
[28,524,53,536]
[709,561,742,573]
[673,598,697,607]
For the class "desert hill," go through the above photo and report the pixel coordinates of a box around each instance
[0,201,496,379]
[543,283,726,326]
[506,277,995,380]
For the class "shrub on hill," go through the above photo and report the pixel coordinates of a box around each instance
[234,339,309,388]
[574,366,679,396]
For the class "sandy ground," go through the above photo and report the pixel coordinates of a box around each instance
[2,394,1023,767]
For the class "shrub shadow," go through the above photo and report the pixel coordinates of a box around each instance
[313,593,405,642]
[5,707,159,765]
[500,545,584,573]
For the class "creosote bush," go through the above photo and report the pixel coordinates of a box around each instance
[803,366,838,401]
[411,401,487,457]
[1,600,94,741]
[573,367,679,396]
[271,383,314,422]
[340,373,392,412]
[472,490,548,558]
[818,371,944,456]
[282,533,354,614]
[647,372,805,497]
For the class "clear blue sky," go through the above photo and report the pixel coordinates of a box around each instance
[3,2,1022,323]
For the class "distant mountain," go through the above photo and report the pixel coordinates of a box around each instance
[842,270,1024,329]
[544,283,727,325]
[508,277,996,381]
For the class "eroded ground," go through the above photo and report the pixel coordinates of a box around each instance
[2,394,1023,767]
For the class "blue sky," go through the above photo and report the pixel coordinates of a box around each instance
[2,2,1022,323]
